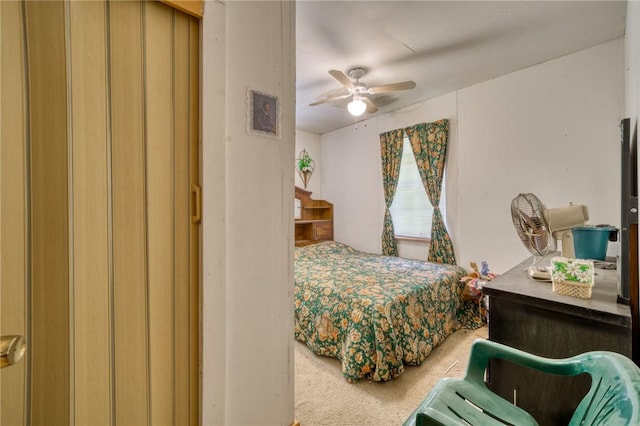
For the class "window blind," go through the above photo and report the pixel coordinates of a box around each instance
[390,136,446,239]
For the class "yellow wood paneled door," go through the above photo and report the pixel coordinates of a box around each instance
[1,1,29,423]
[0,1,200,425]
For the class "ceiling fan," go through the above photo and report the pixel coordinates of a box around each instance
[309,67,416,117]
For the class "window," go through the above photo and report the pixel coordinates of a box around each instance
[389,135,446,239]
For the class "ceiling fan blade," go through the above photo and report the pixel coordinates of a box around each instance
[363,97,378,114]
[309,93,352,106]
[369,81,416,94]
[328,69,354,89]
[318,86,350,99]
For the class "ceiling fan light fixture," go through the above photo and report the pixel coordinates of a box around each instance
[310,68,415,119]
[347,97,366,116]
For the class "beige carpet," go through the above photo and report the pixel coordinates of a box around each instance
[294,326,488,426]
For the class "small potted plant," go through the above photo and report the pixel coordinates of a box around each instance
[296,149,315,188]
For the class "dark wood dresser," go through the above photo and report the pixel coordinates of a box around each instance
[483,255,632,425]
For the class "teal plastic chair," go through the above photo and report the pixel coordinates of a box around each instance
[404,339,640,426]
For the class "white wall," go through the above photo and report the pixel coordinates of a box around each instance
[321,120,382,253]
[201,1,295,425]
[319,38,624,274]
[294,130,322,197]
[628,1,640,124]
[457,38,623,273]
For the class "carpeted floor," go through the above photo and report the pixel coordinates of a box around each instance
[294,326,488,426]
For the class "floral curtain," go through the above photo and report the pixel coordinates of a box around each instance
[379,129,404,256]
[405,119,456,264]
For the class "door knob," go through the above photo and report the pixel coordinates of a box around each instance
[1,335,26,368]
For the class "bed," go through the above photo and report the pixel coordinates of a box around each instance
[294,240,478,382]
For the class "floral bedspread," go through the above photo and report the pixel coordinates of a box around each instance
[294,241,472,382]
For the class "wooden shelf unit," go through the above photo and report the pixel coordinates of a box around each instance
[295,186,333,247]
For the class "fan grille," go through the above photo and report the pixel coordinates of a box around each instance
[511,193,556,257]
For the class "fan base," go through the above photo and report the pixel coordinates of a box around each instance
[528,265,551,282]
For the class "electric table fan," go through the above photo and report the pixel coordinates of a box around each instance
[511,193,556,281]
